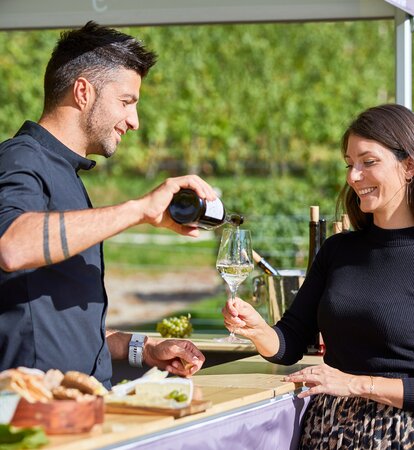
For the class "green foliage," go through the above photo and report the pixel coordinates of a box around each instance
[0,424,49,450]
[0,20,394,180]
[103,237,217,269]
[0,30,59,136]
[0,20,395,269]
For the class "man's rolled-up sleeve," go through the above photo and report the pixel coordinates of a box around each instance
[0,143,49,236]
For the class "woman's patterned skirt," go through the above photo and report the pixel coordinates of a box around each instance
[299,394,414,449]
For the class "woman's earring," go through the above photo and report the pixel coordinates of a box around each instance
[406,177,413,205]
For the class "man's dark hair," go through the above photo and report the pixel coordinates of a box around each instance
[43,21,157,112]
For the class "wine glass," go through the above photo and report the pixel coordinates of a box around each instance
[215,228,254,343]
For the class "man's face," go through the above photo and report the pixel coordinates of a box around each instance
[84,68,141,157]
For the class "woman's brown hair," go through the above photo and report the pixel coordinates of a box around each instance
[336,104,414,230]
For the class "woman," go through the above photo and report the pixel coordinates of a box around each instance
[223,104,414,448]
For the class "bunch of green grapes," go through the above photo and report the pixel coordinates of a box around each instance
[156,314,193,338]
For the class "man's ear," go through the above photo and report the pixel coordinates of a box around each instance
[73,77,94,110]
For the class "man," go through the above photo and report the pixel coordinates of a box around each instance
[0,21,213,388]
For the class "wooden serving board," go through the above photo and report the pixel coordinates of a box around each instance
[104,399,212,418]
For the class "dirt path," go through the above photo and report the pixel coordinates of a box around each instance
[104,267,222,329]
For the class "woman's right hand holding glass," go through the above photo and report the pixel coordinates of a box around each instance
[222,297,279,356]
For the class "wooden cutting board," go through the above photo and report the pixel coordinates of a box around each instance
[104,399,212,418]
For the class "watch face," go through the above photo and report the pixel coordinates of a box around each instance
[130,334,145,346]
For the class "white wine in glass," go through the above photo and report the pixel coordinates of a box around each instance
[216,228,254,343]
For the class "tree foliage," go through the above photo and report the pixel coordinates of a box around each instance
[0,20,394,178]
[0,20,396,268]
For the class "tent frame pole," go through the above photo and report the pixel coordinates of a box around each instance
[395,8,413,109]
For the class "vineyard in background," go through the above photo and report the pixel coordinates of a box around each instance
[0,19,396,273]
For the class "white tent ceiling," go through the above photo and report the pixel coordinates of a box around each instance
[0,0,399,29]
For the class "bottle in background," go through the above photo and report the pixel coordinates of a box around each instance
[319,218,327,248]
[252,249,281,277]
[168,189,244,230]
[306,206,320,274]
[315,214,350,356]
[306,206,324,356]
[315,216,327,355]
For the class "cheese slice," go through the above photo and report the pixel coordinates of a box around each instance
[106,378,193,409]
[110,367,169,397]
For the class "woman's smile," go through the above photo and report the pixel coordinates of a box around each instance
[358,187,377,196]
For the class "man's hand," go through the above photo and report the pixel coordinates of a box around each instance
[138,175,217,236]
[143,338,205,377]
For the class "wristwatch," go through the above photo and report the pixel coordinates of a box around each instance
[128,333,147,367]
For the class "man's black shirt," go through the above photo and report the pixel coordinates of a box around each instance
[0,121,112,387]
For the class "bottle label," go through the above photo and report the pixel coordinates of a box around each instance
[205,198,225,220]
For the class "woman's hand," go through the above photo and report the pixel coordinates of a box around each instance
[222,296,267,339]
[284,363,369,399]
[222,297,279,356]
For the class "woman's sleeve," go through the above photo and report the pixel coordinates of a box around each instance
[402,378,414,411]
[262,235,341,365]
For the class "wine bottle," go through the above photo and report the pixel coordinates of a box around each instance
[252,250,281,277]
[319,218,327,248]
[168,189,244,230]
[306,206,323,355]
[315,216,348,357]
[316,216,326,355]
[306,206,320,274]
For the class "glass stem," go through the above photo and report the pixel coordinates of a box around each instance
[229,288,237,337]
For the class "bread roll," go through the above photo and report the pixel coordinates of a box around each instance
[61,371,108,396]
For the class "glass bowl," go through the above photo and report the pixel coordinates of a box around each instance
[0,391,21,424]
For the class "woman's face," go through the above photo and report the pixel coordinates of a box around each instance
[345,134,411,224]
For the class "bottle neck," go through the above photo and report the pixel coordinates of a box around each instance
[319,219,327,247]
[258,258,280,277]
[225,213,244,227]
[306,221,320,274]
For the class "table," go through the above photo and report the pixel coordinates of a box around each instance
[45,355,322,450]
[108,395,309,450]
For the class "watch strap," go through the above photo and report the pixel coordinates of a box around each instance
[128,333,146,367]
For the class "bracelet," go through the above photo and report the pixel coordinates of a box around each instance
[368,375,375,399]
